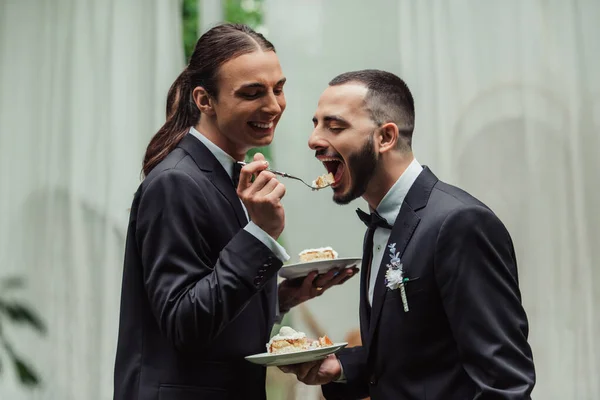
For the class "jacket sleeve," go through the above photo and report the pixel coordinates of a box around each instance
[136,168,282,351]
[322,346,370,400]
[434,205,536,399]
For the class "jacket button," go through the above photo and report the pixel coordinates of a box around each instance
[254,277,261,286]
[369,374,377,386]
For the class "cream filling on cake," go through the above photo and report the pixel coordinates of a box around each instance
[298,247,339,258]
[266,326,334,354]
[266,326,307,353]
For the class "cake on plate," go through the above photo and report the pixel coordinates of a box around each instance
[298,246,338,263]
[266,326,333,355]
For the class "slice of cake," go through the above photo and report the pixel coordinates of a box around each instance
[266,326,309,354]
[312,172,334,188]
[298,246,338,263]
[267,326,334,355]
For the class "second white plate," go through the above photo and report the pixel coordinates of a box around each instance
[245,342,348,367]
[278,258,361,280]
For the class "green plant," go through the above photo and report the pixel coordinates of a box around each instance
[182,0,199,63]
[0,277,46,387]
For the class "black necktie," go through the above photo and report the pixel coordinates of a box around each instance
[356,208,392,306]
[232,162,242,188]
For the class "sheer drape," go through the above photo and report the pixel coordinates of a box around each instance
[0,0,183,398]
[266,1,600,399]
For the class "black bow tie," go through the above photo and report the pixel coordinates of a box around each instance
[232,162,242,188]
[356,208,393,230]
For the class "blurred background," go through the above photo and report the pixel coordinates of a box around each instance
[1,0,599,399]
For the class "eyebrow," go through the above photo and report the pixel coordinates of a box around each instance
[312,115,350,127]
[238,77,287,90]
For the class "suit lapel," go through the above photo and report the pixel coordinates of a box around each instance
[359,230,372,346]
[178,134,248,227]
[366,167,439,347]
[208,166,248,226]
[367,204,420,340]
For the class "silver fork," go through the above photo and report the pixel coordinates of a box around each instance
[236,161,331,190]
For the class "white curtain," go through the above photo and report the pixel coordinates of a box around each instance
[0,0,183,398]
[265,1,600,399]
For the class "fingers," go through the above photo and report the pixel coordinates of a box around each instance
[301,271,321,298]
[317,267,359,287]
[280,357,339,385]
[238,160,269,191]
[296,361,319,382]
[305,267,359,298]
[313,268,341,290]
[255,174,280,197]
[304,362,322,384]
[278,361,316,380]
[337,267,359,285]
[278,365,292,374]
[330,268,357,286]
[266,180,286,201]
[246,170,276,194]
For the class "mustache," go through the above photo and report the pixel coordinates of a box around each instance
[315,149,342,159]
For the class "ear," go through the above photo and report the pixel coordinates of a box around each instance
[192,86,216,116]
[376,122,399,154]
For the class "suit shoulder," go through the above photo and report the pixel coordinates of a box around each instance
[430,181,490,211]
[424,180,506,226]
[142,149,208,192]
[428,181,510,236]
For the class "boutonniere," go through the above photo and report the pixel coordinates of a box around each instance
[384,243,410,312]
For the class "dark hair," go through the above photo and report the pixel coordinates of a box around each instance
[329,69,415,150]
[142,23,275,176]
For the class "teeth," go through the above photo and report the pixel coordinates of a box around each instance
[250,122,273,129]
[321,158,340,162]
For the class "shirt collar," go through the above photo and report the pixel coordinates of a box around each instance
[376,158,423,226]
[188,126,236,179]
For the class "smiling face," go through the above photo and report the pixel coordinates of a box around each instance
[197,50,287,158]
[309,83,381,204]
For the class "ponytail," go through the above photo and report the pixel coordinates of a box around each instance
[142,70,200,177]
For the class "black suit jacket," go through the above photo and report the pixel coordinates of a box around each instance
[113,134,282,400]
[323,167,535,400]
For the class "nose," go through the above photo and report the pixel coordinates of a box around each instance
[308,128,326,151]
[263,91,283,116]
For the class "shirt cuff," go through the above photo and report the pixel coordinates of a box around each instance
[244,221,290,263]
[334,358,346,383]
[274,294,284,323]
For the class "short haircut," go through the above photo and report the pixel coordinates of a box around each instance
[329,69,415,149]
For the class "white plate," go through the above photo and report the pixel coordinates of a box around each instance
[245,342,348,367]
[278,258,361,280]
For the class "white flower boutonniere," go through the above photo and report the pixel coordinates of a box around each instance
[384,243,410,312]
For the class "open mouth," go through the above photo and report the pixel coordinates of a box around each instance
[320,157,344,187]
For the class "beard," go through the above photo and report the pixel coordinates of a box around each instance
[333,133,378,205]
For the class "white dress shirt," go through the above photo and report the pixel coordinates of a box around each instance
[336,157,423,383]
[188,127,290,263]
[367,158,423,305]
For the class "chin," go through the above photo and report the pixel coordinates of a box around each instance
[252,136,274,148]
[247,129,274,144]
[332,187,357,205]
